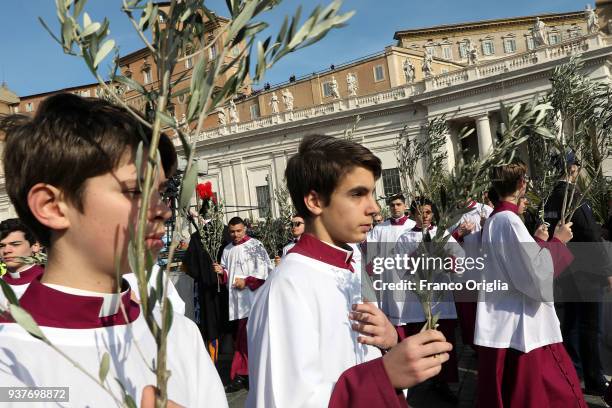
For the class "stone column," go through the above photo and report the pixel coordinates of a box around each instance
[476,114,493,158]
[445,129,458,172]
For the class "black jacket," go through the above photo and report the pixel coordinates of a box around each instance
[544,181,612,296]
[182,231,229,341]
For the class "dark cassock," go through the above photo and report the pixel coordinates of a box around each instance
[182,230,229,361]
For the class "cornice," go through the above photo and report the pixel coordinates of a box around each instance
[394,11,584,40]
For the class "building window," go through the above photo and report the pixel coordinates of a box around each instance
[322,81,335,97]
[441,68,449,74]
[568,26,582,38]
[503,38,516,53]
[143,68,152,84]
[425,45,435,56]
[481,40,495,56]
[256,185,271,218]
[185,56,193,69]
[250,104,260,120]
[373,65,385,82]
[382,168,402,197]
[25,103,33,112]
[458,41,468,58]
[209,43,217,60]
[442,45,452,59]
[12,106,19,113]
[548,32,561,45]
[526,36,535,50]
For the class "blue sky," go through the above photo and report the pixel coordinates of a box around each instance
[1,0,589,96]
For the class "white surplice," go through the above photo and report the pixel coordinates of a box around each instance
[221,237,272,321]
[0,280,227,407]
[474,209,562,352]
[382,226,464,325]
[246,238,382,408]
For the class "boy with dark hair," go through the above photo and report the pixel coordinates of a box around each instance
[0,218,43,299]
[392,197,463,403]
[247,134,453,407]
[213,216,271,392]
[475,161,586,407]
[0,93,227,407]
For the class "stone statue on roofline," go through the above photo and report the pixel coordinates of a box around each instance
[532,17,548,47]
[585,4,600,34]
[217,108,226,126]
[282,89,294,111]
[270,92,280,114]
[346,73,358,96]
[403,58,415,83]
[329,76,340,99]
[466,39,479,65]
[422,53,433,77]
[229,99,239,123]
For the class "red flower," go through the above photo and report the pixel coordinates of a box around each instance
[196,182,214,201]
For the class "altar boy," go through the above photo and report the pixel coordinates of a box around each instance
[0,94,227,407]
[0,218,43,300]
[247,134,453,407]
[474,160,585,407]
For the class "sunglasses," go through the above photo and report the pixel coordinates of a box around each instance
[291,222,304,228]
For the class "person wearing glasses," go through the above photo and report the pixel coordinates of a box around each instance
[275,216,305,266]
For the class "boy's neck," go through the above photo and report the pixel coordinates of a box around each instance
[305,223,346,248]
[499,195,519,205]
[42,253,120,294]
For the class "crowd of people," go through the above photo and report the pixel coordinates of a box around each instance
[0,93,610,407]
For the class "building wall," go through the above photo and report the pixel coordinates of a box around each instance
[397,14,587,65]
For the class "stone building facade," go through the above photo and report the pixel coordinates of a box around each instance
[1,2,611,222]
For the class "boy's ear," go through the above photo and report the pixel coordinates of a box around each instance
[304,190,324,216]
[27,183,71,230]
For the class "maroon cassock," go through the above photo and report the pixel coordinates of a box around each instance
[329,357,408,407]
[1,264,45,285]
[228,276,264,380]
[477,344,587,408]
[454,300,477,348]
[477,201,584,408]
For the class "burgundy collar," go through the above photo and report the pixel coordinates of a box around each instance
[8,276,140,329]
[389,215,409,226]
[491,201,519,216]
[2,264,44,286]
[411,224,435,232]
[287,233,354,272]
[467,200,477,209]
[232,235,251,246]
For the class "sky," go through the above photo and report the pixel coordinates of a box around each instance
[0,0,590,96]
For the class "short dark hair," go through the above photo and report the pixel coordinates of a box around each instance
[387,193,405,205]
[490,161,527,198]
[486,186,500,207]
[410,197,439,224]
[0,218,37,245]
[228,216,245,227]
[285,135,381,219]
[1,93,177,247]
